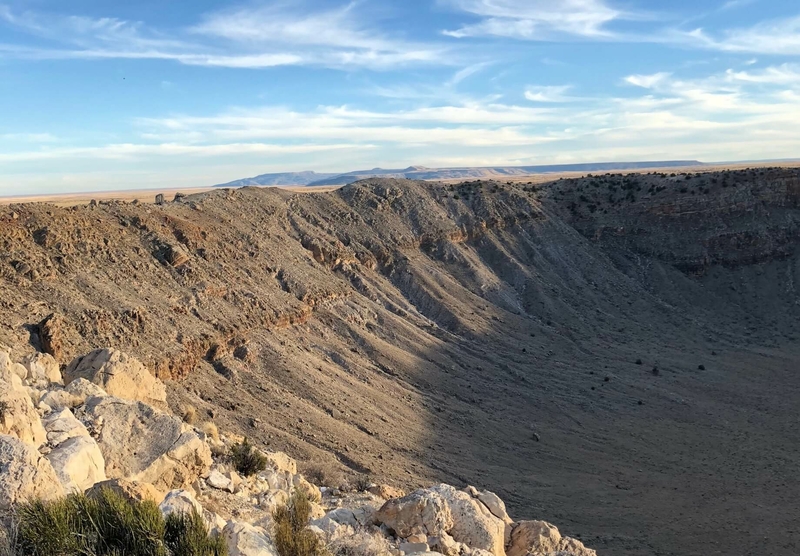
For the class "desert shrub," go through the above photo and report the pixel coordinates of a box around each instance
[300,462,345,489]
[273,489,326,556]
[15,490,166,556]
[165,510,227,556]
[330,529,392,556]
[352,474,372,493]
[11,489,223,556]
[230,437,268,477]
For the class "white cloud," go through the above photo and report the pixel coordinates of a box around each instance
[683,16,800,55]
[0,142,373,163]
[525,85,575,102]
[443,0,629,40]
[0,3,446,70]
[625,72,672,89]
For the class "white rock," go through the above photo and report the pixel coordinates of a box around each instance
[1,366,47,447]
[46,435,106,492]
[507,521,561,556]
[64,348,166,405]
[223,520,279,556]
[22,353,62,386]
[159,489,203,517]
[66,378,107,403]
[207,469,234,492]
[9,363,27,382]
[43,408,89,446]
[0,434,64,511]
[83,396,211,491]
[431,485,506,556]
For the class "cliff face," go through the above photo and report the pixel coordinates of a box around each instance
[545,167,800,272]
[0,172,799,556]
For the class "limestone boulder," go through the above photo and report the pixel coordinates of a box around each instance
[43,408,89,446]
[265,451,297,475]
[159,489,204,517]
[83,396,211,491]
[223,521,279,556]
[46,435,106,492]
[374,487,454,539]
[0,366,47,446]
[22,352,62,387]
[368,484,406,500]
[64,348,166,405]
[430,484,506,556]
[507,521,562,556]
[555,537,597,556]
[0,434,64,510]
[87,479,164,505]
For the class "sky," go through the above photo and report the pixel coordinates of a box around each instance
[1,0,800,195]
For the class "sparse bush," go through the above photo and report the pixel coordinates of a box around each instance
[352,474,372,493]
[9,489,225,556]
[300,462,345,489]
[165,510,227,556]
[273,489,327,556]
[0,400,9,419]
[230,437,268,477]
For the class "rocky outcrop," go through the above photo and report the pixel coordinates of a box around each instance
[507,521,595,556]
[81,396,211,491]
[429,484,506,556]
[64,348,167,406]
[0,434,64,510]
[21,352,62,387]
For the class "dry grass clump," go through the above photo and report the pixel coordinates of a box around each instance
[182,405,197,425]
[273,489,327,556]
[202,421,220,442]
[300,462,345,489]
[329,529,393,556]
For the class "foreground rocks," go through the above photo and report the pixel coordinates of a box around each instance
[0,344,596,556]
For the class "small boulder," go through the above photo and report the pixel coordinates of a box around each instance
[223,520,279,556]
[64,348,166,405]
[159,489,203,517]
[22,353,62,386]
[207,469,234,492]
[374,487,454,539]
[0,367,47,446]
[369,484,406,500]
[43,408,90,446]
[46,435,106,492]
[507,521,561,556]
[87,479,164,505]
[0,434,64,511]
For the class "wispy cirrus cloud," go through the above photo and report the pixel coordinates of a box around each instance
[441,0,633,40]
[0,2,447,69]
[677,16,800,55]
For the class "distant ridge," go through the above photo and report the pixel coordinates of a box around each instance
[214,160,704,188]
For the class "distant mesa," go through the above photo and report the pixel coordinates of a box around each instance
[213,161,705,188]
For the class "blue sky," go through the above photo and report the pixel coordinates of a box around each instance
[1,0,800,194]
